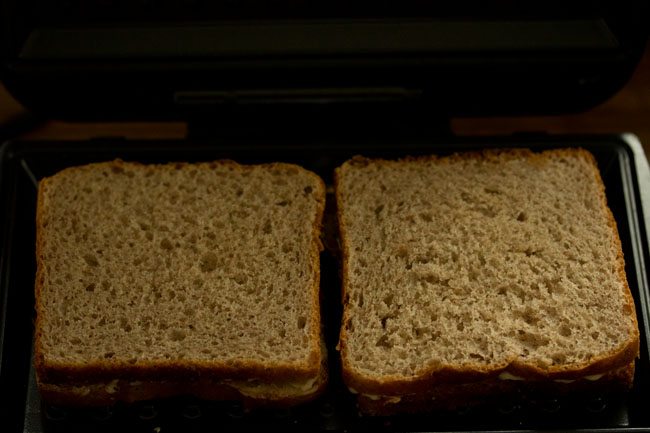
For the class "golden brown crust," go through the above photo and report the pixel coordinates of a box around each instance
[336,148,640,397]
[34,159,327,403]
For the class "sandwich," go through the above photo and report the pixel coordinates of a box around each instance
[334,148,639,415]
[34,159,327,407]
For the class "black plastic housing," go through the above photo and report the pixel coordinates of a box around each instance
[0,1,648,120]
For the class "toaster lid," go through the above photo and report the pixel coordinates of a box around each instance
[0,0,647,121]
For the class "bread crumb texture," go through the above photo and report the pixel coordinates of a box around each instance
[37,160,323,367]
[337,149,638,379]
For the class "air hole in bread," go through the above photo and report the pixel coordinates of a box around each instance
[559,325,572,337]
[297,316,307,329]
[376,335,392,348]
[469,353,485,361]
[262,220,272,235]
[521,308,538,325]
[517,330,550,349]
[169,329,186,341]
[85,283,96,292]
[356,292,364,308]
[552,354,567,364]
[83,254,99,267]
[140,318,152,331]
[548,280,564,295]
[120,318,132,333]
[413,327,426,338]
[199,252,218,273]
[524,247,539,257]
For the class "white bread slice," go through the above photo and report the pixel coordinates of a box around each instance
[335,148,639,413]
[34,159,326,406]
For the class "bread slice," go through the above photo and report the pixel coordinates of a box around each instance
[335,148,639,414]
[34,159,327,407]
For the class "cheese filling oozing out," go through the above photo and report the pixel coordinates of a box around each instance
[350,371,609,403]
[46,376,321,399]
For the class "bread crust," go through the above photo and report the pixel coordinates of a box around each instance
[34,160,327,404]
[335,148,640,399]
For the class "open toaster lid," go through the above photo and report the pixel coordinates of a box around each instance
[0,0,647,121]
